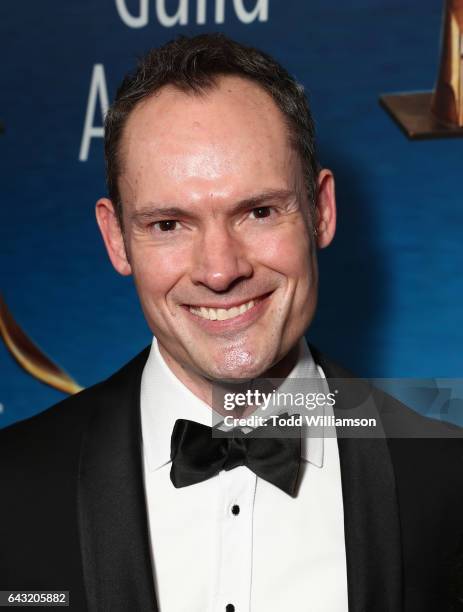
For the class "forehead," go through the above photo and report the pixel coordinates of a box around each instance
[118,75,302,206]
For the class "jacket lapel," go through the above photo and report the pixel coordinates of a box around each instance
[312,346,403,612]
[77,348,157,612]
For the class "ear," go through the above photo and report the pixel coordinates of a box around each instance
[315,168,336,249]
[95,198,132,276]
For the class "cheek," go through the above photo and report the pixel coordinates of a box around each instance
[130,244,188,305]
[249,224,312,278]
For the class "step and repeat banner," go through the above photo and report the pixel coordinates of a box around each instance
[1,0,462,428]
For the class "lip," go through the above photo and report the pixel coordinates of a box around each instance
[182,292,273,331]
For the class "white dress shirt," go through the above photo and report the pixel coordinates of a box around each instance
[140,337,348,612]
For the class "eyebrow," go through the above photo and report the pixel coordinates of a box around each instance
[129,189,296,223]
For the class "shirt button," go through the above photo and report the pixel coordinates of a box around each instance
[231,504,240,516]
[226,605,235,612]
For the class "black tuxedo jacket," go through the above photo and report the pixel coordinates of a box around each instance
[1,346,462,612]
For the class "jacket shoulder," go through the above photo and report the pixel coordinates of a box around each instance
[0,345,151,463]
[310,343,463,437]
[0,345,150,594]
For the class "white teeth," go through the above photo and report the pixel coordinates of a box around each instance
[189,299,257,321]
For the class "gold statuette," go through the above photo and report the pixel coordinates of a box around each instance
[432,0,463,126]
[380,0,463,139]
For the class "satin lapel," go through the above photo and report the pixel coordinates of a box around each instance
[77,348,158,612]
[311,347,403,612]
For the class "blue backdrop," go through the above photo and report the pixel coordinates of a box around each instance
[1,0,462,428]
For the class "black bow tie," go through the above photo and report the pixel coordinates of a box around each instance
[170,416,301,496]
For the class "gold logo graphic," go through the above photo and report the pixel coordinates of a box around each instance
[0,295,83,395]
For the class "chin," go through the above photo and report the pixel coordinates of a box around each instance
[203,350,275,383]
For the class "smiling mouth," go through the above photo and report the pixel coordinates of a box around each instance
[187,295,269,321]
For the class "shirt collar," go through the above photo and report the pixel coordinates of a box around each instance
[140,337,325,472]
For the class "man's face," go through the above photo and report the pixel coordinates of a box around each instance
[98,76,334,382]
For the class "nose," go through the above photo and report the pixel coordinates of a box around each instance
[190,223,253,292]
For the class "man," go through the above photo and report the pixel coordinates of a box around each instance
[1,34,462,612]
